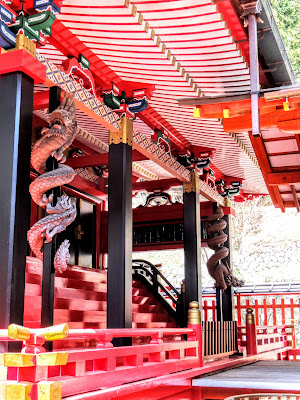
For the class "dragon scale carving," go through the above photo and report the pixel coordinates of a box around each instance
[28,94,78,273]
[206,207,244,290]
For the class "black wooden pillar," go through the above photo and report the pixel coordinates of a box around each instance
[183,173,202,326]
[41,87,61,332]
[216,201,235,321]
[0,73,33,339]
[107,117,133,336]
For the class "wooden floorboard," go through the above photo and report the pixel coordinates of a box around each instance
[193,361,300,391]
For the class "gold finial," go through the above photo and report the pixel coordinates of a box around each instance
[188,301,201,325]
[41,324,69,341]
[246,307,255,324]
[8,324,30,341]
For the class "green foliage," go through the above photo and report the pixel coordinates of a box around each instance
[270,0,300,79]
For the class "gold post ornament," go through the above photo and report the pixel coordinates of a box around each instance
[225,197,231,207]
[8,324,31,341]
[109,116,133,146]
[246,307,255,324]
[183,172,200,193]
[188,301,201,325]
[1,34,36,57]
[41,324,69,341]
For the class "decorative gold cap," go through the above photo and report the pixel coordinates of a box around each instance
[225,197,231,207]
[246,307,255,324]
[41,324,69,341]
[1,34,36,58]
[38,381,62,400]
[8,324,30,341]
[109,116,133,146]
[183,172,200,193]
[6,382,33,400]
[188,301,201,325]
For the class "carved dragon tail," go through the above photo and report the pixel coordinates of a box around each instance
[206,207,244,290]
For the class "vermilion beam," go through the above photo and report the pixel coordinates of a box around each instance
[132,178,180,192]
[249,132,284,211]
[33,91,49,110]
[66,150,147,168]
[268,172,300,186]
[50,20,123,89]
[71,175,106,200]
[139,105,190,151]
[0,50,46,83]
[295,135,300,153]
[290,185,300,212]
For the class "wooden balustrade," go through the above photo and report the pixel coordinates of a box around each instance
[0,325,202,400]
[238,308,294,357]
[202,321,238,358]
[203,293,297,348]
[204,293,298,326]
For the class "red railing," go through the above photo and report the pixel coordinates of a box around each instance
[203,293,298,347]
[0,325,202,400]
[239,324,294,355]
[237,308,294,357]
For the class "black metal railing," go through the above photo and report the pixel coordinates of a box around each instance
[202,321,238,357]
[132,259,184,326]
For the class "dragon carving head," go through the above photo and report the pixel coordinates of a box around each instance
[42,93,77,139]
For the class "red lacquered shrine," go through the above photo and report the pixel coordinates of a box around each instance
[0,0,300,399]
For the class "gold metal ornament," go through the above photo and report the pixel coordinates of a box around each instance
[183,172,200,193]
[109,116,133,146]
[6,383,33,400]
[188,301,201,325]
[246,307,255,324]
[8,324,30,341]
[41,324,69,341]
[4,354,34,367]
[38,381,62,400]
[1,34,36,57]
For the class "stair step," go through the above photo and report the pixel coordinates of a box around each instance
[54,310,106,323]
[132,313,173,323]
[132,304,162,313]
[25,283,41,297]
[132,295,158,305]
[55,298,106,311]
[132,322,176,329]
[60,268,107,284]
[24,258,177,333]
[55,277,107,292]
[132,287,151,297]
[55,287,107,302]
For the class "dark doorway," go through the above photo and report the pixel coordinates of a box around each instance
[60,196,97,269]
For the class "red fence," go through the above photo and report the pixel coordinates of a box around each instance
[238,323,294,356]
[203,293,298,347]
[0,325,202,400]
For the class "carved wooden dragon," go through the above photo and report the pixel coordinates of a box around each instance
[206,207,244,290]
[28,94,78,273]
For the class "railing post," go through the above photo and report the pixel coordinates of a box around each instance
[246,308,257,356]
[188,301,203,367]
[152,266,158,294]
[4,323,69,400]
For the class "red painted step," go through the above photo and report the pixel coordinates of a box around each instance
[24,257,177,347]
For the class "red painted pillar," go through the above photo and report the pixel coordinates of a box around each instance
[246,307,257,356]
[188,301,203,367]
